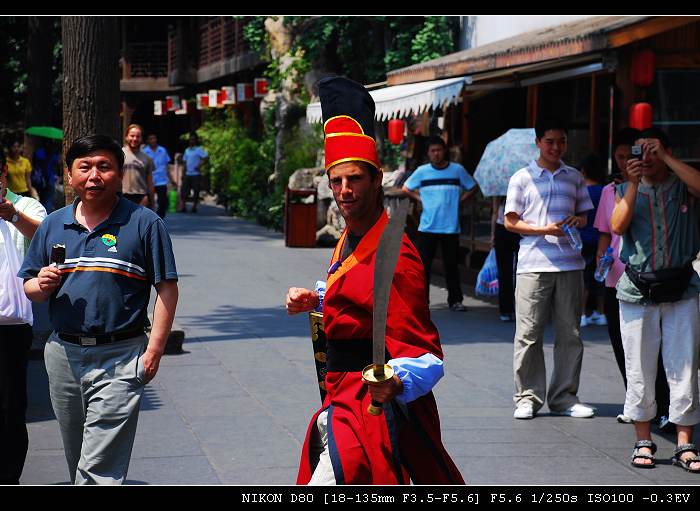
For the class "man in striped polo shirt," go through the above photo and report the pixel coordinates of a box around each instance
[504,119,594,420]
[402,136,477,311]
[19,134,179,484]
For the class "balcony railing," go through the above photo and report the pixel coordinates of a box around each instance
[122,42,168,79]
[197,17,247,68]
[168,16,250,74]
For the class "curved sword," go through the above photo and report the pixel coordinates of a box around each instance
[364,197,409,415]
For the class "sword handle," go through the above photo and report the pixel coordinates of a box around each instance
[368,400,383,416]
[361,364,394,416]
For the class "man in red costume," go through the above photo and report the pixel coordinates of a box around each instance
[286,76,464,485]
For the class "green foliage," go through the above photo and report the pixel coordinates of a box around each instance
[195,110,277,227]
[265,48,311,99]
[411,17,456,64]
[381,138,402,171]
[241,16,269,57]
[265,121,323,230]
[280,123,324,178]
[280,16,460,88]
[0,17,62,132]
[193,108,322,231]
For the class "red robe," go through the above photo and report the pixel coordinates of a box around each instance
[297,211,464,485]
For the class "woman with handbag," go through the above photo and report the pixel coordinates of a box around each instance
[0,152,46,484]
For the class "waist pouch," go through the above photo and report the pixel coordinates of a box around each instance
[625,264,693,304]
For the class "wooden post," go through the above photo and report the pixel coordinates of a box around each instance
[461,91,469,153]
[527,85,539,127]
[589,74,598,152]
[607,84,615,175]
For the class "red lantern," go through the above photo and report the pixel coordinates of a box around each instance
[631,50,656,87]
[388,119,405,145]
[629,103,653,130]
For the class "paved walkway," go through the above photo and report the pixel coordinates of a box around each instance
[22,202,700,484]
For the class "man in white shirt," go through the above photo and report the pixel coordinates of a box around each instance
[504,118,594,420]
[0,152,46,484]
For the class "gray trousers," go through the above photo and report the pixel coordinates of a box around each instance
[513,271,584,411]
[44,333,147,485]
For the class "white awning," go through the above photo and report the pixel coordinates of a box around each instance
[306,76,470,124]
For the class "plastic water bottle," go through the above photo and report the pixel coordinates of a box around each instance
[594,246,614,282]
[561,223,583,251]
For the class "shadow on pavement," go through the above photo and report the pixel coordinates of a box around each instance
[177,304,309,343]
[27,360,54,423]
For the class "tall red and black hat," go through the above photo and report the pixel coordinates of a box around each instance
[319,76,380,172]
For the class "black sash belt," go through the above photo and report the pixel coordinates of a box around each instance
[326,338,375,372]
[58,329,145,346]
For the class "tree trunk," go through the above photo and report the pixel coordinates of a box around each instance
[24,17,56,160]
[61,16,121,205]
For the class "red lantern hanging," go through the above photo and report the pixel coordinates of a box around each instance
[631,50,656,87]
[629,102,653,130]
[388,119,405,145]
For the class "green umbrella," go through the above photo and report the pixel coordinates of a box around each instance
[25,126,63,140]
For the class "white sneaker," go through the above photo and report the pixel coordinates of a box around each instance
[580,315,589,327]
[616,413,634,424]
[513,402,535,420]
[590,311,608,326]
[551,403,595,418]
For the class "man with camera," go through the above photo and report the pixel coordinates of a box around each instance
[611,127,700,472]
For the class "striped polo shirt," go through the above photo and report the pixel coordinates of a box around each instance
[404,161,477,234]
[505,160,593,274]
[615,173,700,304]
[18,196,178,334]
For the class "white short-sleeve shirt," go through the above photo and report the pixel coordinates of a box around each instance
[504,160,593,274]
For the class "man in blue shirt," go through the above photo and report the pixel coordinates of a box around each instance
[19,134,179,484]
[180,133,208,213]
[143,133,171,219]
[31,139,60,214]
[402,136,477,311]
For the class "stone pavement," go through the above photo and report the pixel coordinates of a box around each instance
[21,202,700,485]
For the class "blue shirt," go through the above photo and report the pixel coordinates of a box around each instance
[404,162,476,234]
[18,197,178,334]
[143,145,171,187]
[32,147,60,188]
[580,184,603,246]
[183,146,208,176]
[390,353,444,405]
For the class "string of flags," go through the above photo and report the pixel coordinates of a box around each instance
[154,78,268,116]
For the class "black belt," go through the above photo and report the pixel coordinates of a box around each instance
[57,329,145,346]
[326,338,381,372]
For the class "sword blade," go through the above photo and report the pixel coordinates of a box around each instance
[372,198,409,372]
